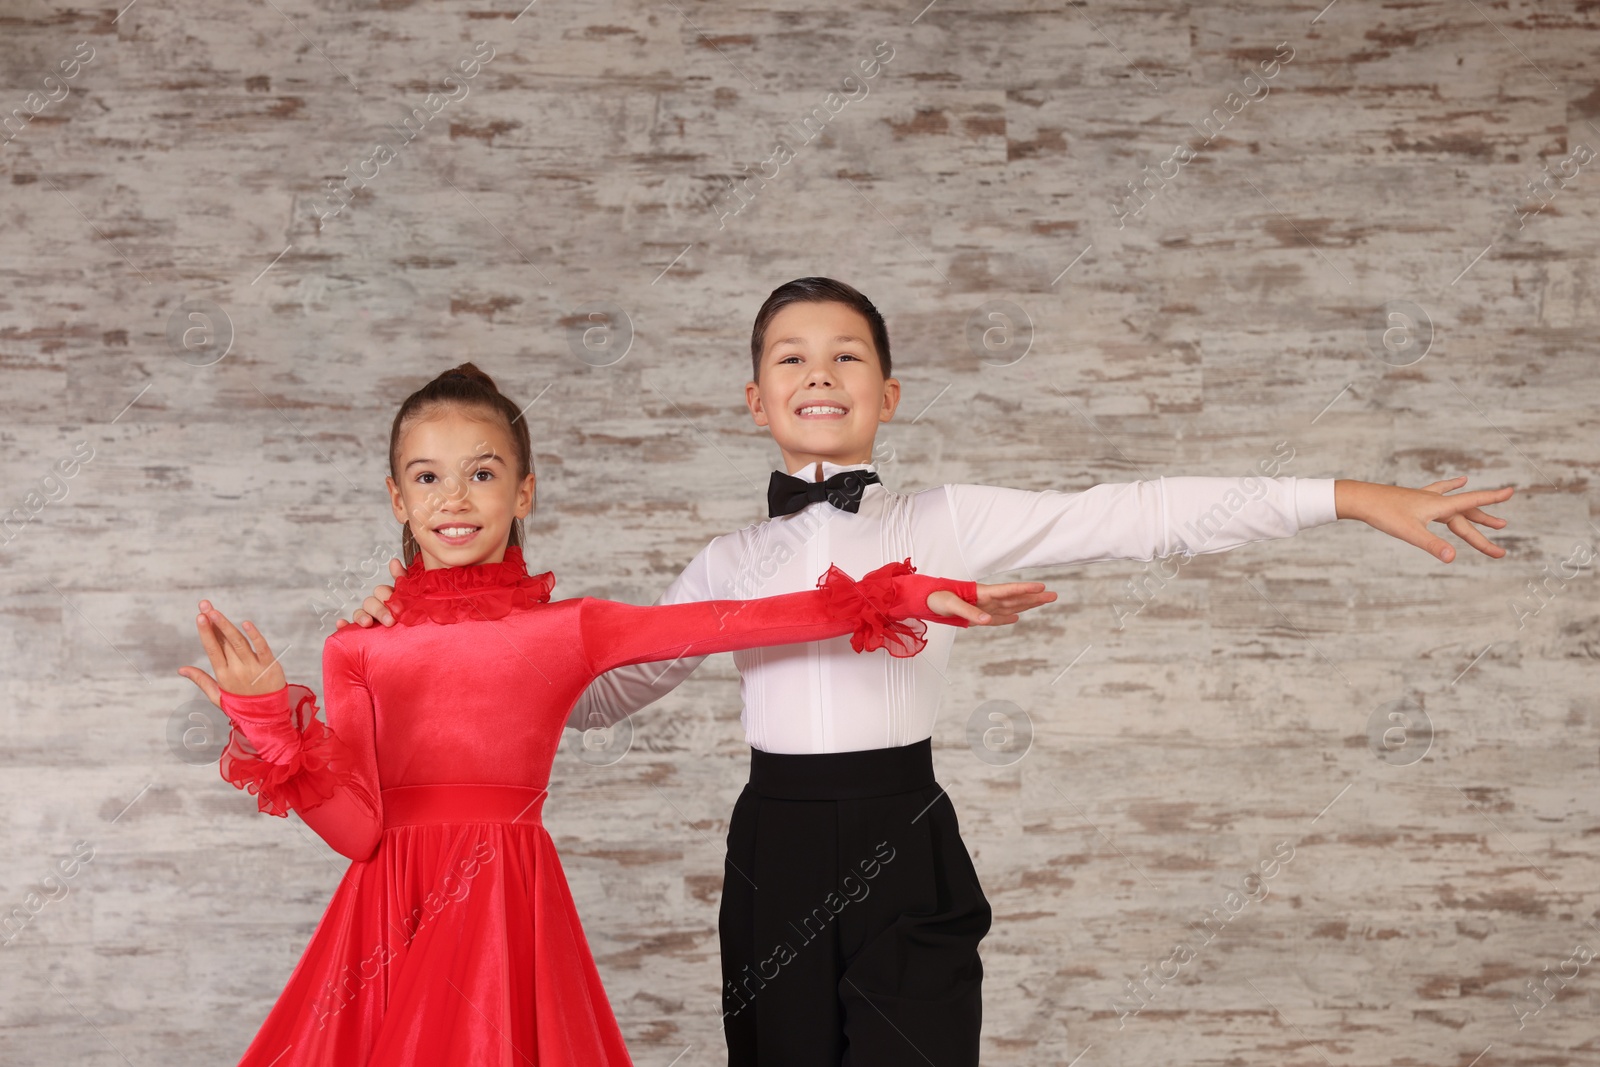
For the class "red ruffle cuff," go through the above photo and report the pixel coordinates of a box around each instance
[385,545,556,626]
[816,558,977,658]
[219,683,354,818]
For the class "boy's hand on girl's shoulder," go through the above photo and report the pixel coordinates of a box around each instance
[334,557,403,629]
[1336,477,1515,563]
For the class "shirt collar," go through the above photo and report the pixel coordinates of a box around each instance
[781,460,878,482]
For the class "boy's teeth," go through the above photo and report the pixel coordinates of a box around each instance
[800,405,846,414]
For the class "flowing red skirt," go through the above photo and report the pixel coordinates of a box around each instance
[233,785,633,1066]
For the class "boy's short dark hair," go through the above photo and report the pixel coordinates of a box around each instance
[749,277,892,382]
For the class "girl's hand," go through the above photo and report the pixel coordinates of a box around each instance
[335,557,403,629]
[928,582,1056,626]
[1337,477,1514,563]
[175,600,288,705]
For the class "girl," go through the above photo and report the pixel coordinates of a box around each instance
[176,363,1052,1067]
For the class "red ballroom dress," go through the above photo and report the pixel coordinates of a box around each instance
[214,546,976,1067]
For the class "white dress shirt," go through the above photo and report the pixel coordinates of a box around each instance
[567,463,1340,755]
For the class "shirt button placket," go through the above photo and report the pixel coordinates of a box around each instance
[809,504,831,751]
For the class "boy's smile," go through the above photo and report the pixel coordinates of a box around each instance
[746,301,900,475]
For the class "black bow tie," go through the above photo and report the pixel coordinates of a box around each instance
[767,468,881,518]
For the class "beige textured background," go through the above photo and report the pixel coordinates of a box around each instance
[2,1,1597,1064]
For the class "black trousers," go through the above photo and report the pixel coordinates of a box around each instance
[719,740,991,1067]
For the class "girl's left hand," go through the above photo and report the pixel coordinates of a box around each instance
[176,599,288,706]
[929,581,1056,626]
[1339,478,1514,563]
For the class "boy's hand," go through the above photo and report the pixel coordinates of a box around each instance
[334,557,404,629]
[1336,477,1514,563]
[929,581,1056,626]
[176,600,288,705]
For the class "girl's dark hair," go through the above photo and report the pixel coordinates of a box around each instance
[388,362,534,567]
[749,277,891,382]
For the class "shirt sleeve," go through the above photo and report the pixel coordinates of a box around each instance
[216,634,383,863]
[563,544,716,732]
[576,566,977,677]
[945,476,1339,578]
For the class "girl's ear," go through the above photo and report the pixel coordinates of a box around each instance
[385,475,409,523]
[516,471,537,518]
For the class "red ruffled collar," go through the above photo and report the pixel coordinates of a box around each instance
[386,545,556,626]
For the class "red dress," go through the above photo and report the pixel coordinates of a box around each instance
[215,548,976,1067]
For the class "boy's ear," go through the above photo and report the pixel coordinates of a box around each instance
[878,377,901,423]
[745,380,769,427]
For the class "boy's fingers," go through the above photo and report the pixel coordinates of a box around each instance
[1392,520,1454,562]
[1418,476,1469,494]
[1432,498,1512,534]
[1420,534,1455,562]
[1451,488,1514,510]
[1445,515,1506,558]
[361,595,393,625]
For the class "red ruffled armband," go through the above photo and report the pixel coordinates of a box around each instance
[219,683,353,818]
[816,559,975,658]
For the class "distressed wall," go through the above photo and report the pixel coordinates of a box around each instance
[1,1,1597,1064]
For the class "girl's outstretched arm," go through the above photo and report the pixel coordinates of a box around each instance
[179,604,382,862]
[576,560,1038,676]
[1334,477,1513,562]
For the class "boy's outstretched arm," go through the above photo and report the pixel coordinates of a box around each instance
[1334,476,1512,562]
[945,473,1514,579]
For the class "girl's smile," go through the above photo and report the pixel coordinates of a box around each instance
[432,524,482,546]
[387,411,535,571]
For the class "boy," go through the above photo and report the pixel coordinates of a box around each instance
[347,278,1513,1065]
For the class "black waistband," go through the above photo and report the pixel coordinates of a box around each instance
[747,738,936,800]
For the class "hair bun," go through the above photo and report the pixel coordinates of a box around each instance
[438,362,498,391]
